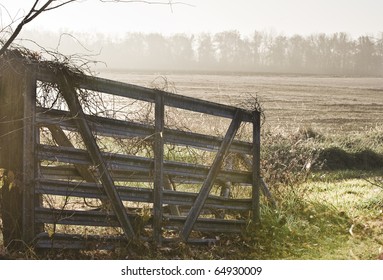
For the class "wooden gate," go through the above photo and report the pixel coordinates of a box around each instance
[0,56,261,249]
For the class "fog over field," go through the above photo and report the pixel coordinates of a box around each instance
[19,29,383,77]
[2,1,381,76]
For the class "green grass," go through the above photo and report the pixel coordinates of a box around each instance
[87,170,381,260]
[241,171,383,259]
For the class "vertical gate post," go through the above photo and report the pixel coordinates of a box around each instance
[22,71,38,244]
[0,61,37,248]
[153,92,165,244]
[252,110,261,224]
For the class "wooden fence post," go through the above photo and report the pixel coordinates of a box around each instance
[252,111,261,224]
[0,62,37,248]
[153,92,165,244]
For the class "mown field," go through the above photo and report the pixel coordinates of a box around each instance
[1,71,382,259]
[99,70,383,135]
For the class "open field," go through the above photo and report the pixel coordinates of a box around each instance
[98,70,383,135]
[1,70,382,259]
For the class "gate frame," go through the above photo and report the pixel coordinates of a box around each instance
[0,56,261,248]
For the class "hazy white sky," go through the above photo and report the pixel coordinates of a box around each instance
[1,0,382,37]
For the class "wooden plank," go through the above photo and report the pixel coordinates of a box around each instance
[34,208,245,233]
[166,215,246,233]
[180,110,243,241]
[34,232,217,250]
[57,72,135,239]
[37,179,110,200]
[36,179,252,210]
[36,108,253,154]
[35,69,253,122]
[40,165,152,182]
[162,92,253,123]
[35,208,125,227]
[38,144,253,184]
[153,93,164,244]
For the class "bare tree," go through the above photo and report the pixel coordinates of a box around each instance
[0,0,192,56]
[0,1,78,56]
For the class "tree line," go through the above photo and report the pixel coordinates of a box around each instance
[22,30,383,76]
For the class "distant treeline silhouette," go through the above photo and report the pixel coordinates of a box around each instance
[22,30,383,76]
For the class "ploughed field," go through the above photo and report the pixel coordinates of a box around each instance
[98,70,383,135]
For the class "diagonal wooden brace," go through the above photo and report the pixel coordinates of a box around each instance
[46,124,97,183]
[47,124,112,208]
[57,71,135,239]
[180,110,243,241]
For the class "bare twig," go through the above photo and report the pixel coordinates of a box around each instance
[0,0,76,56]
[56,32,94,53]
[43,0,77,12]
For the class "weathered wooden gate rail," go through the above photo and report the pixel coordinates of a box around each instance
[0,58,261,249]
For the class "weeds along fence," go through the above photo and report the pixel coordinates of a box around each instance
[0,56,261,250]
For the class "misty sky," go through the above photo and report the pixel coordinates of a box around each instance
[1,0,382,38]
